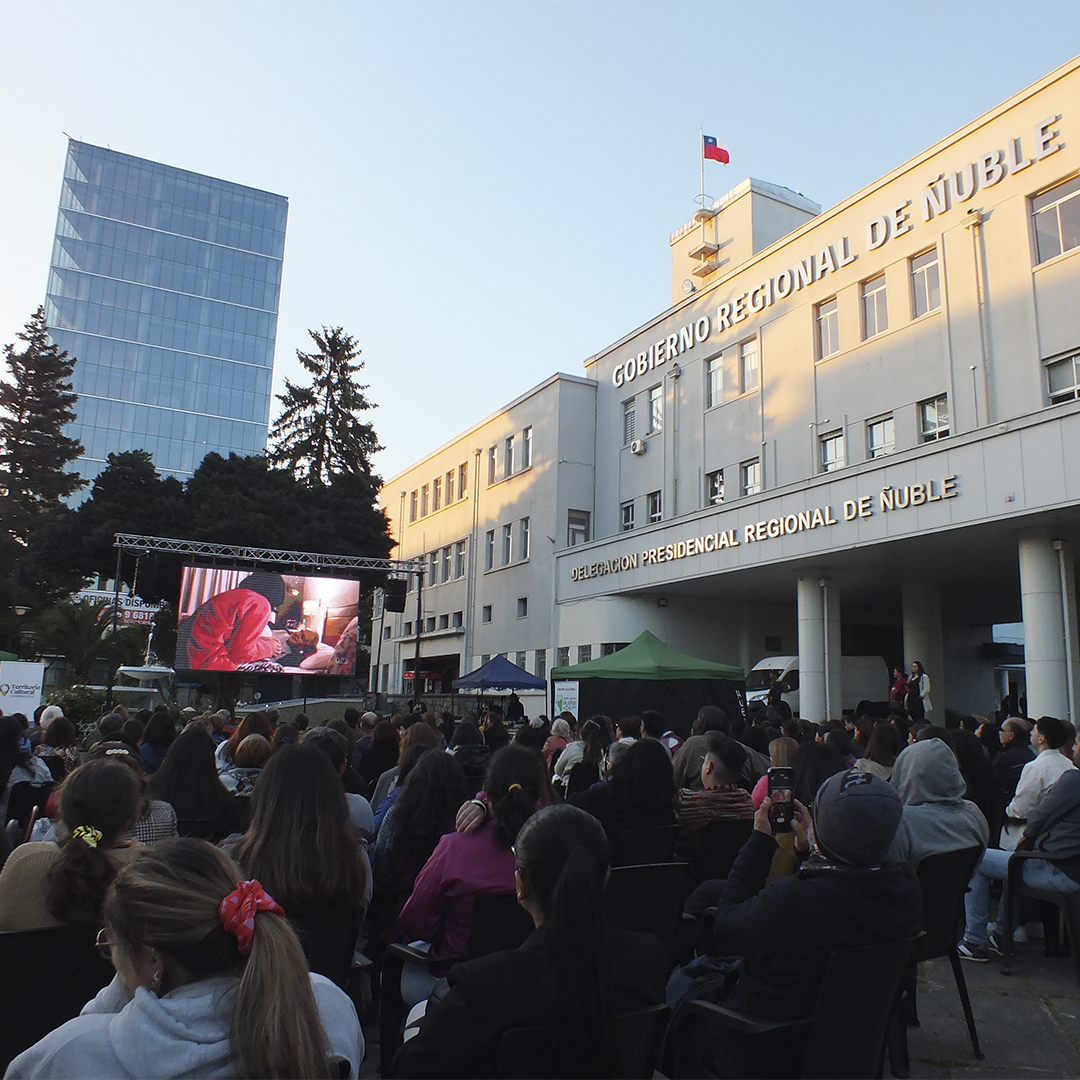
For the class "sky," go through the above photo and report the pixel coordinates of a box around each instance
[1,1,1078,482]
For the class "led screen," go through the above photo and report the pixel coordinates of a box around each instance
[176,566,361,675]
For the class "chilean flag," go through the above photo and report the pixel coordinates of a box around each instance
[703,135,729,164]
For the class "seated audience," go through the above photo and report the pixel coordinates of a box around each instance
[672,707,730,790]
[33,715,81,779]
[138,713,177,775]
[642,709,682,755]
[390,804,667,1079]
[84,711,124,750]
[272,723,301,748]
[676,732,756,832]
[481,712,510,752]
[541,718,572,773]
[6,838,364,1078]
[616,715,642,741]
[791,741,847,807]
[84,741,179,845]
[449,719,491,784]
[750,736,800,809]
[371,722,440,813]
[1001,715,1075,848]
[0,714,53,824]
[220,733,273,798]
[359,721,400,787]
[992,717,1034,802]
[0,758,143,930]
[373,742,437,837]
[214,711,273,773]
[559,718,608,796]
[301,726,375,840]
[513,716,549,751]
[854,722,906,780]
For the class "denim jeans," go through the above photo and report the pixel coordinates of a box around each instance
[963,847,1080,946]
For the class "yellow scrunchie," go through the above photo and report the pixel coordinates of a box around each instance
[507,783,522,793]
[71,826,102,848]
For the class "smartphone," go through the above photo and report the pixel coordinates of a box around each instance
[767,767,795,830]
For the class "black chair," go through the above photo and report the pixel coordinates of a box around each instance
[1001,848,1080,989]
[611,824,681,866]
[4,783,55,846]
[685,818,754,891]
[496,1004,671,1079]
[663,934,920,1079]
[380,890,534,1065]
[289,905,362,990]
[0,925,114,1072]
[889,846,984,1077]
[606,862,689,963]
[40,757,69,783]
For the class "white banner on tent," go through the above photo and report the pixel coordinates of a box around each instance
[553,680,579,720]
[0,661,46,715]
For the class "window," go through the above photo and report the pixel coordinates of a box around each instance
[567,509,590,547]
[517,597,528,618]
[557,646,570,669]
[438,614,449,630]
[445,470,454,503]
[404,621,412,636]
[482,605,492,623]
[867,415,895,458]
[623,399,636,444]
[519,516,530,560]
[602,642,629,656]
[918,395,950,441]
[741,458,762,496]
[819,431,845,473]
[409,490,418,522]
[432,476,441,512]
[488,446,497,484]
[381,664,389,692]
[647,490,662,524]
[1047,352,1080,403]
[911,249,940,317]
[458,461,468,497]
[535,649,546,679]
[516,651,527,668]
[707,470,724,505]
[485,530,495,570]
[504,436,515,477]
[502,523,513,565]
[862,274,888,338]
[441,546,452,582]
[454,540,466,578]
[740,339,759,393]
[705,356,722,409]
[427,552,438,583]
[1032,176,1080,263]
[817,298,839,359]
[481,654,490,666]
[426,616,436,632]
[521,426,532,469]
[420,484,429,516]
[621,501,635,531]
[452,610,463,627]
[577,645,592,664]
[649,385,663,433]
[383,625,391,640]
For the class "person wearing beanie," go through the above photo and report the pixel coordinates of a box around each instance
[682,768,921,1077]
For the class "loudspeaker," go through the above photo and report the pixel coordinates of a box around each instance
[383,578,408,612]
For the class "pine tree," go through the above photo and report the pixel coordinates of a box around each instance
[267,326,382,487]
[0,307,85,549]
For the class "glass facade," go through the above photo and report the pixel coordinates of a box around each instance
[45,141,287,484]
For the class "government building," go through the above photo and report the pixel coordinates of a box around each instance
[373,55,1080,725]
[45,140,288,485]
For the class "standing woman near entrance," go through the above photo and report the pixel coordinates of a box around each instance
[906,661,932,721]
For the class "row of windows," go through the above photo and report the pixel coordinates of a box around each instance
[478,597,531,623]
[73,395,266,450]
[622,387,666,443]
[410,462,469,522]
[554,645,596,668]
[75,421,265,476]
[470,649,548,677]
[487,426,533,484]
[815,395,949,474]
[419,541,468,585]
[485,517,531,569]
[399,610,465,636]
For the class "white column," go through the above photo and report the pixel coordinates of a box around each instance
[1019,531,1079,721]
[903,580,945,718]
[798,571,826,723]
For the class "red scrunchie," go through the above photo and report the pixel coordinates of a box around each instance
[218,879,285,955]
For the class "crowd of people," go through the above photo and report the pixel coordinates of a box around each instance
[0,680,1075,1077]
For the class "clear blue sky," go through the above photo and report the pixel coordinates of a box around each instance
[1,1,1077,480]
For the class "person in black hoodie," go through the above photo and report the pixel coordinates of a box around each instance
[699,769,922,1077]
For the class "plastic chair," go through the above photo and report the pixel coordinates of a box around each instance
[606,862,689,963]
[611,823,681,866]
[685,818,754,890]
[496,1004,671,1079]
[4,783,55,843]
[1001,849,1080,989]
[663,934,920,1079]
[889,846,984,1077]
[380,890,534,1065]
[0,925,115,1072]
[289,905,362,990]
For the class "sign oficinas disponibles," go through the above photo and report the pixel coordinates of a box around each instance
[569,476,958,583]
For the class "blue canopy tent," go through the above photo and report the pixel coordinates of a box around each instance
[453,653,546,692]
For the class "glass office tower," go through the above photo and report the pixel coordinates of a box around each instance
[44,140,288,485]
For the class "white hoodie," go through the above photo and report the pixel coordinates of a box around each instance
[5,973,364,1079]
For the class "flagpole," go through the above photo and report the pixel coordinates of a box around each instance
[699,128,705,208]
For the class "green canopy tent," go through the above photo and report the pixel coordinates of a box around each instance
[549,630,745,739]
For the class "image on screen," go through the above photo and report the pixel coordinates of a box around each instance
[176,566,361,675]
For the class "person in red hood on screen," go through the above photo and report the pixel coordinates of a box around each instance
[180,572,289,671]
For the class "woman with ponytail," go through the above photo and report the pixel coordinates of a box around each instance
[391,803,667,1079]
[6,838,364,1079]
[0,758,143,931]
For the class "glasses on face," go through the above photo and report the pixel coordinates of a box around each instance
[95,928,113,962]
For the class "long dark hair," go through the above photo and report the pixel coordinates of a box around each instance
[148,726,236,830]
[608,738,676,815]
[0,715,31,794]
[579,719,608,769]
[484,745,543,848]
[140,712,177,748]
[514,804,615,1077]
[229,744,365,912]
[792,741,847,807]
[392,750,467,868]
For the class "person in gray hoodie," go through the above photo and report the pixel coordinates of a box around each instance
[888,739,989,869]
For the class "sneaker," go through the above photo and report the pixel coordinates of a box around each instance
[958,940,989,962]
[1013,925,1028,944]
[988,931,1005,956]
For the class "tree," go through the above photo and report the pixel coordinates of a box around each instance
[268,326,382,486]
[30,598,117,684]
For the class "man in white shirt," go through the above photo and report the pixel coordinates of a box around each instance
[1001,715,1076,849]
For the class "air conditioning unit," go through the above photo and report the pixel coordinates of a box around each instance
[630,439,647,456]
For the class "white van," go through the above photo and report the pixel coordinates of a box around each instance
[745,654,889,717]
